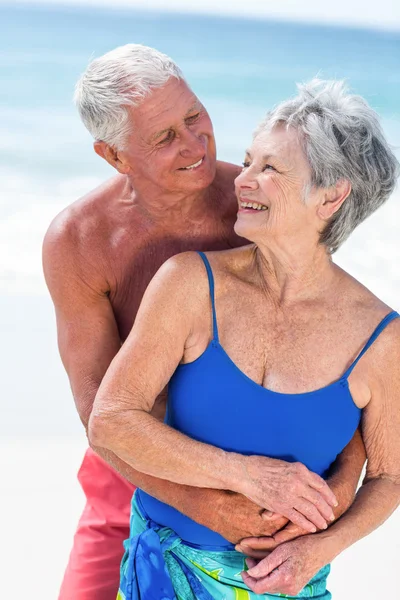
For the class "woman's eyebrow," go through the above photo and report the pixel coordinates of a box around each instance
[245,152,278,161]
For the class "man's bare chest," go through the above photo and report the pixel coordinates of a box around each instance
[105,224,245,341]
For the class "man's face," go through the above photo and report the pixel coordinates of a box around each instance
[121,78,217,193]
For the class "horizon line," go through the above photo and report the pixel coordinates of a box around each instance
[5,0,400,34]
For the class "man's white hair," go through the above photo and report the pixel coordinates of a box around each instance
[74,44,184,150]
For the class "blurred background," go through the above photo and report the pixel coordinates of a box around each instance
[1,1,399,597]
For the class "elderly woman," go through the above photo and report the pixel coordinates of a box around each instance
[89,79,400,599]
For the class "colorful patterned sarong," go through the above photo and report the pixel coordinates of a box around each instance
[117,493,331,600]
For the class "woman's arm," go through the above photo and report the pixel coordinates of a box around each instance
[316,320,400,555]
[242,319,400,596]
[89,253,337,531]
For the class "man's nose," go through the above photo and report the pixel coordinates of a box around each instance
[179,128,205,158]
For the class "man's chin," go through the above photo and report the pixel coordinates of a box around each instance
[177,164,216,190]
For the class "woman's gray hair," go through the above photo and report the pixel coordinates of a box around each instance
[74,44,184,150]
[255,79,399,253]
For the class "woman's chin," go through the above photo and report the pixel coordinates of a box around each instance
[234,218,259,241]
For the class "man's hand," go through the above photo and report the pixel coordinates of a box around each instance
[241,533,331,596]
[196,491,289,544]
[236,521,308,557]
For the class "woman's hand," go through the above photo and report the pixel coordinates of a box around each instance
[241,533,331,596]
[239,456,338,532]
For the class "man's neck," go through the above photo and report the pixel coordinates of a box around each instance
[123,176,218,225]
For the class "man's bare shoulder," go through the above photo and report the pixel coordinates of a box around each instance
[44,174,126,247]
[214,160,241,195]
[43,174,132,294]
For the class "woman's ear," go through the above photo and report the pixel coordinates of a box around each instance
[93,141,130,174]
[318,179,352,220]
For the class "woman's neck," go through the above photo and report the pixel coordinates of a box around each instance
[250,241,338,306]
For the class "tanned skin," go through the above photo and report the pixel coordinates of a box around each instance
[43,77,365,546]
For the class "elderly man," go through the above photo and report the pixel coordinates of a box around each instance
[43,44,365,600]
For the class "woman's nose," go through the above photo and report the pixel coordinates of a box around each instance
[234,169,258,190]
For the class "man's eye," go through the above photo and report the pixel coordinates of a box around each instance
[158,131,174,145]
[186,113,200,124]
[242,161,250,168]
[263,164,275,171]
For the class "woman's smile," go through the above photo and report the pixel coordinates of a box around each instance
[238,199,269,213]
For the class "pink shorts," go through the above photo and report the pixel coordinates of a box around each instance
[58,448,135,600]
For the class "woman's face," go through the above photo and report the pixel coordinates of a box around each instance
[234,124,319,246]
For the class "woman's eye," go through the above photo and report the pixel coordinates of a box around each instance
[242,161,250,168]
[263,163,275,171]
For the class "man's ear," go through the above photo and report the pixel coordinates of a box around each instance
[93,141,130,174]
[317,179,352,220]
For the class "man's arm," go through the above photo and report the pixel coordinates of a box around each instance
[42,216,286,542]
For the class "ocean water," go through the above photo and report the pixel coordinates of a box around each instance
[1,4,400,599]
[1,4,400,296]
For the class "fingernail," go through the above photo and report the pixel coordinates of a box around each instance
[236,547,244,553]
[330,513,335,521]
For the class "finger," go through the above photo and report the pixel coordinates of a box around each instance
[242,567,287,595]
[241,571,267,593]
[261,510,285,521]
[294,498,328,530]
[238,547,274,559]
[272,526,305,545]
[302,488,336,521]
[307,472,338,507]
[241,571,258,588]
[245,557,258,570]
[247,549,285,578]
[270,525,299,543]
[237,540,274,556]
[237,536,274,549]
[287,508,318,533]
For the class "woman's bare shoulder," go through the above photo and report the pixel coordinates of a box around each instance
[339,267,400,360]
[196,245,255,274]
[157,246,254,305]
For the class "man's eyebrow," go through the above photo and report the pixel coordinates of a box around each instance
[149,103,202,142]
[184,101,202,117]
[149,128,171,143]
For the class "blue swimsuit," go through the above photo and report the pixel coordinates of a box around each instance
[138,251,398,546]
[120,251,399,599]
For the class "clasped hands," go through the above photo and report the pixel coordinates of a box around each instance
[218,457,341,596]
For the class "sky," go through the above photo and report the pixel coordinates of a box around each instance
[9,0,400,31]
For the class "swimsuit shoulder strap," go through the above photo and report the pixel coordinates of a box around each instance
[197,252,219,343]
[342,310,400,379]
